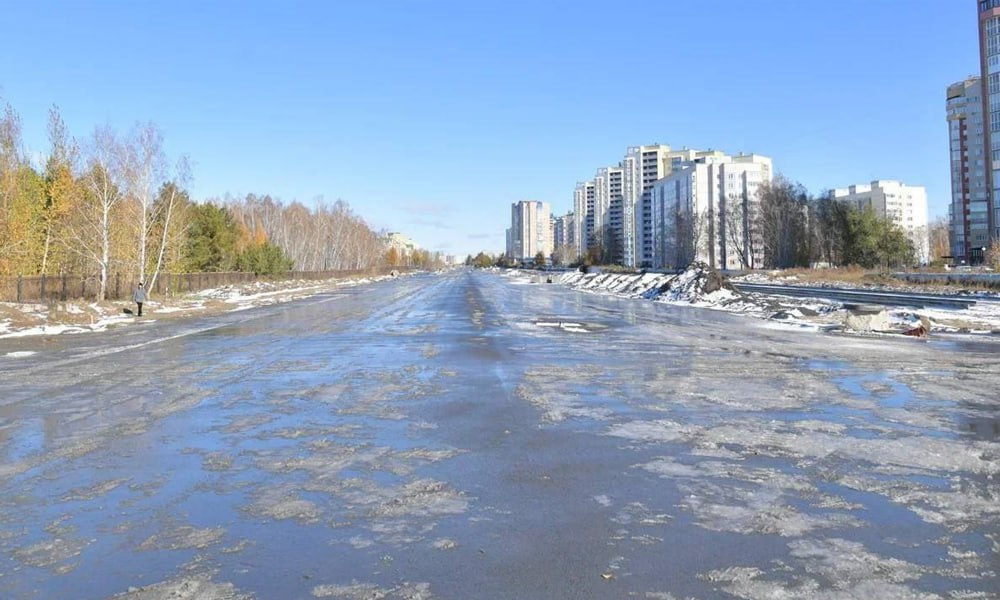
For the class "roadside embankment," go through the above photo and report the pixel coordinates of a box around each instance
[0,272,405,340]
[509,264,1000,338]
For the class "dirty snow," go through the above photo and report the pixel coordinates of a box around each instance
[518,266,1000,336]
[0,273,401,339]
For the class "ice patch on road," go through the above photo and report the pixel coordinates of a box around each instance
[516,383,612,422]
[703,538,938,600]
[607,419,695,443]
[12,535,90,574]
[432,538,457,550]
[138,525,225,551]
[4,350,35,357]
[246,486,323,523]
[110,574,252,599]
[62,477,130,501]
[679,480,860,536]
[311,581,432,599]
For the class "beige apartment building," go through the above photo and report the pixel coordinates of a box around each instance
[508,200,553,262]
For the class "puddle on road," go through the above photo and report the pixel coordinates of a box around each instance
[957,413,1000,441]
[2,416,47,462]
[528,315,617,334]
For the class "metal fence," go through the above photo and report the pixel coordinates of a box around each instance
[0,268,406,304]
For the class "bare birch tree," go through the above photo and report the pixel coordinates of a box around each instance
[926,216,949,264]
[674,202,706,268]
[724,193,753,270]
[147,156,192,290]
[66,127,127,300]
[757,176,809,269]
[125,122,166,284]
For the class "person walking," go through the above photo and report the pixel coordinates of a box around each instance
[133,282,147,317]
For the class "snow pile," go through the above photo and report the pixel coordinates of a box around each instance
[0,300,135,339]
[652,262,740,305]
[557,270,671,299]
[547,265,1000,335]
[556,263,753,312]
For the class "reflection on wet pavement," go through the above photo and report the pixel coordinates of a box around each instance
[0,270,997,599]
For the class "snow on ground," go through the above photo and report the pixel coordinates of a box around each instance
[516,265,1000,337]
[0,274,400,340]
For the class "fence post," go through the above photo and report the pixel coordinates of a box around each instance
[40,274,47,301]
[61,272,67,302]
[115,272,121,300]
[16,274,22,304]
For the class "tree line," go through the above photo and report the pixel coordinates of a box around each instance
[741,176,926,270]
[562,176,943,271]
[0,99,397,300]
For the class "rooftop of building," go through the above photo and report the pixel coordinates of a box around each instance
[831,180,927,197]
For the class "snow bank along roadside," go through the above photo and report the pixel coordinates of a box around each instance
[0,274,398,340]
[506,265,1000,337]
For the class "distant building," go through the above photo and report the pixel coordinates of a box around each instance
[831,180,929,263]
[650,152,773,270]
[947,77,989,264]
[573,180,597,259]
[595,167,625,263]
[385,232,418,265]
[509,200,553,262]
[552,213,569,248]
[979,1,1000,245]
[623,144,675,268]
[552,211,576,264]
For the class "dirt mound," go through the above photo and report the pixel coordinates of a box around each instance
[659,262,737,303]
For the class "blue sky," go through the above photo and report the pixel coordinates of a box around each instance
[0,0,979,258]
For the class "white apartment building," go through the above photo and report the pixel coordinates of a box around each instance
[831,180,929,263]
[947,76,990,263]
[572,180,597,259]
[623,144,730,268]
[509,200,553,262]
[552,212,572,248]
[590,166,625,261]
[623,144,675,268]
[552,212,576,263]
[649,152,773,270]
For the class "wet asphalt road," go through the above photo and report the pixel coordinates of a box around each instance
[1,270,999,599]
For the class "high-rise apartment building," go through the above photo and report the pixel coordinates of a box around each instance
[979,0,1000,246]
[509,200,553,262]
[573,180,597,258]
[947,77,990,263]
[553,214,567,249]
[623,144,675,268]
[649,152,773,270]
[831,180,930,264]
[595,166,624,262]
[566,144,772,268]
[552,212,575,263]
